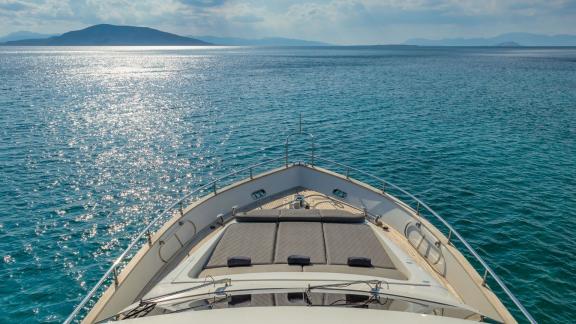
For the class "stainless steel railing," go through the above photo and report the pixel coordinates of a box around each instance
[64,155,286,324]
[65,150,535,324]
[303,153,536,324]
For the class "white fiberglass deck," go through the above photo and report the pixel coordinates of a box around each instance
[69,162,532,324]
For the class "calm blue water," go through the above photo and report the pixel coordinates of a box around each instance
[0,46,575,323]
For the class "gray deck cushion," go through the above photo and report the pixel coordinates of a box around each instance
[319,209,365,223]
[205,223,277,268]
[323,223,396,269]
[278,209,321,222]
[235,209,279,222]
[274,222,326,264]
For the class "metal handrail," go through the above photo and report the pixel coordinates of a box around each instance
[285,132,315,166]
[284,112,315,166]
[66,152,535,324]
[64,156,285,324]
[304,154,536,324]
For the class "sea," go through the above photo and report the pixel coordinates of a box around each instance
[0,46,575,323]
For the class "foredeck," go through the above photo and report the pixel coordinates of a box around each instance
[72,163,528,324]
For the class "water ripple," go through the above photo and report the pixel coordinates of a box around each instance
[0,46,575,323]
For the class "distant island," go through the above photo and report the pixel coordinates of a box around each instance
[2,26,576,47]
[405,32,576,46]
[192,36,330,46]
[0,31,56,43]
[0,24,210,46]
[0,25,330,47]
[496,41,522,47]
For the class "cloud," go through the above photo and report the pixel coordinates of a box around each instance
[0,0,574,44]
[230,14,264,23]
[0,0,29,11]
[179,0,226,8]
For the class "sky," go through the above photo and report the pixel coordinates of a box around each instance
[0,0,575,44]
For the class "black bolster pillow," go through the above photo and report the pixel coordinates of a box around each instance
[227,256,252,267]
[348,256,372,267]
[287,255,311,265]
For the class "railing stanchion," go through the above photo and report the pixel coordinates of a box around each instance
[146,230,152,246]
[482,269,488,287]
[381,180,386,193]
[213,182,217,195]
[311,146,314,166]
[179,201,184,218]
[345,167,350,179]
[113,267,119,287]
[447,229,452,244]
[249,167,253,179]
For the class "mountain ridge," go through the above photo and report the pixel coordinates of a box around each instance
[0,31,57,43]
[0,24,210,46]
[193,35,330,46]
[405,32,576,46]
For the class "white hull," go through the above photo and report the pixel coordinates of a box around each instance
[69,163,528,323]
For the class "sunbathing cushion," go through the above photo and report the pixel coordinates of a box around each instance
[205,223,276,268]
[278,209,321,222]
[235,209,279,222]
[323,223,395,269]
[274,222,326,264]
[319,209,365,223]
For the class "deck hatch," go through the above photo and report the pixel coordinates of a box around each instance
[332,188,347,199]
[251,189,267,200]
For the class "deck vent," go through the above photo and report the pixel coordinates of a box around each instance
[251,189,267,200]
[332,188,347,199]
